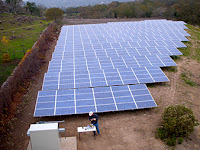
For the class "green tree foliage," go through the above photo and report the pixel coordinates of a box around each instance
[174,0,200,24]
[65,0,200,25]
[117,3,135,18]
[0,0,7,13]
[1,0,45,16]
[45,8,64,23]
[5,0,22,13]
[25,2,41,16]
[156,105,198,146]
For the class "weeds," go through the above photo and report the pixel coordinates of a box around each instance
[182,78,195,86]
[181,72,196,86]
[179,24,200,62]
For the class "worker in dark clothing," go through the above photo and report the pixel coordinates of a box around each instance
[89,111,100,135]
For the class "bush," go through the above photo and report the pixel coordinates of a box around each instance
[178,137,184,144]
[166,135,176,146]
[2,53,11,63]
[156,105,198,146]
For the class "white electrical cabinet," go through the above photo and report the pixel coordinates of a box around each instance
[29,123,60,150]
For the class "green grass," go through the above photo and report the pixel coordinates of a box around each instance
[0,14,52,85]
[0,14,52,60]
[181,72,196,86]
[0,61,19,84]
[179,24,200,61]
[182,78,195,86]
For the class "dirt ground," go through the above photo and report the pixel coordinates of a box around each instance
[1,19,200,150]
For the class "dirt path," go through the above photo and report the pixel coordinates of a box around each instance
[1,19,200,150]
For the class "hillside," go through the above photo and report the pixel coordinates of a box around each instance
[0,14,52,85]
[27,0,136,8]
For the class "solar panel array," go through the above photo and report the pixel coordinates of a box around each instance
[34,20,189,117]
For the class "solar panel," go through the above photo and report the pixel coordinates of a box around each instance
[33,19,190,117]
[34,84,156,117]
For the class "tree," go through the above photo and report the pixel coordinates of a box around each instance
[45,8,63,23]
[117,3,135,18]
[26,2,39,15]
[66,7,79,16]
[0,0,7,13]
[5,0,23,13]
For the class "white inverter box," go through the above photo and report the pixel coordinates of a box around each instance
[29,123,60,150]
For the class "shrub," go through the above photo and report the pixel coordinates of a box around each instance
[2,53,11,63]
[156,105,198,146]
[166,135,176,146]
[178,137,184,144]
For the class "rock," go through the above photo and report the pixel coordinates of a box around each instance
[0,27,3,30]
[9,20,15,24]
[0,21,2,24]
[12,31,15,33]
[10,35,17,40]
[26,26,32,30]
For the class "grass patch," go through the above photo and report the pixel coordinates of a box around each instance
[182,78,195,86]
[181,72,196,86]
[0,60,20,85]
[0,15,52,60]
[179,24,200,62]
[0,14,52,85]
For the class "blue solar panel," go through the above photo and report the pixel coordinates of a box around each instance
[34,20,190,117]
[34,84,157,117]
[56,107,75,115]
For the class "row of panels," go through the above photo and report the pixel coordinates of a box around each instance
[57,40,187,49]
[48,55,176,72]
[34,84,156,117]
[57,34,189,43]
[52,46,183,58]
[58,21,189,43]
[59,22,189,38]
[43,67,169,90]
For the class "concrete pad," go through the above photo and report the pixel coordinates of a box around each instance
[27,137,77,150]
[60,137,77,150]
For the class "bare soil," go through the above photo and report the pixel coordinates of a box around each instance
[1,19,200,150]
